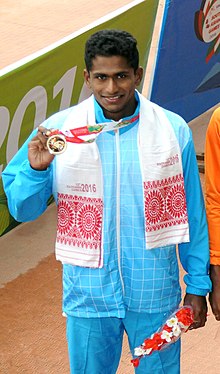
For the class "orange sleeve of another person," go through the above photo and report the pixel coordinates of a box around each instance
[205,107,220,265]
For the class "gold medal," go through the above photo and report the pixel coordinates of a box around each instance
[46,134,67,155]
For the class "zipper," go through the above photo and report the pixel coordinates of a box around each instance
[115,129,125,295]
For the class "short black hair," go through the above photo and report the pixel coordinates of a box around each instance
[84,29,139,72]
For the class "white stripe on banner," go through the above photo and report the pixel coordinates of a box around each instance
[0,0,146,77]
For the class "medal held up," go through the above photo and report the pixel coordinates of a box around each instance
[47,133,67,155]
[46,114,140,155]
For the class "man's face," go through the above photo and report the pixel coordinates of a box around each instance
[84,55,143,121]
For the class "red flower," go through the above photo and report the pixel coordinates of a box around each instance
[176,307,193,326]
[131,306,194,368]
[131,358,140,367]
[143,338,154,349]
[162,324,173,333]
[143,333,164,351]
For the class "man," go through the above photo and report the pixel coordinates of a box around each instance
[205,107,220,321]
[2,29,211,373]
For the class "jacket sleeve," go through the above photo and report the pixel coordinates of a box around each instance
[2,107,75,222]
[205,107,220,265]
[178,129,211,295]
[2,129,53,222]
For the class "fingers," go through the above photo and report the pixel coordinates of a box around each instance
[183,294,208,330]
[37,126,52,137]
[36,127,50,148]
[209,292,220,321]
[188,317,206,330]
[209,265,220,321]
[211,307,220,321]
[31,126,54,151]
[28,126,56,170]
[188,316,206,330]
[188,323,199,330]
[28,138,47,152]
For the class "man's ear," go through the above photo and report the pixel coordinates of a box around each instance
[84,69,91,88]
[135,67,144,87]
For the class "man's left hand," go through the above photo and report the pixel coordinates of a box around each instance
[183,293,207,329]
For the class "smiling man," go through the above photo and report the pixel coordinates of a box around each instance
[2,29,211,374]
[84,56,143,120]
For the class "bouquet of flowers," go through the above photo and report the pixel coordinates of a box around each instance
[131,306,194,368]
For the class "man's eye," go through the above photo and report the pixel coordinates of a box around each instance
[97,75,106,80]
[118,74,126,79]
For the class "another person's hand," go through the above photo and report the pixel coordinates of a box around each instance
[28,126,55,170]
[209,264,220,321]
[183,293,207,329]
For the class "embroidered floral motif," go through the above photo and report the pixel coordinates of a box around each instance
[58,200,74,235]
[144,189,165,224]
[167,184,186,218]
[144,174,188,232]
[57,193,103,250]
[77,204,102,240]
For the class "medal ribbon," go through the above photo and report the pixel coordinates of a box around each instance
[50,114,139,144]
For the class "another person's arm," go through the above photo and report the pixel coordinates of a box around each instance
[205,107,220,320]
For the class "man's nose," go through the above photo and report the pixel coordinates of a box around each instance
[106,78,118,93]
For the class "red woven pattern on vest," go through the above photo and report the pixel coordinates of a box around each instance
[144,174,188,232]
[57,193,103,249]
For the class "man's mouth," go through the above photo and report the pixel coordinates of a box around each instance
[103,95,122,102]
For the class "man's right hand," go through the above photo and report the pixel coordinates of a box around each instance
[209,264,220,321]
[28,126,55,170]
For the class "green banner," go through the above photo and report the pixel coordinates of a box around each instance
[0,0,159,235]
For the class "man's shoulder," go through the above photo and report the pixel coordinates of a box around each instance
[162,107,191,147]
[162,107,188,129]
[151,102,191,149]
[138,93,188,129]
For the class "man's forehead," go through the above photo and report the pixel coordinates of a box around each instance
[90,55,132,72]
